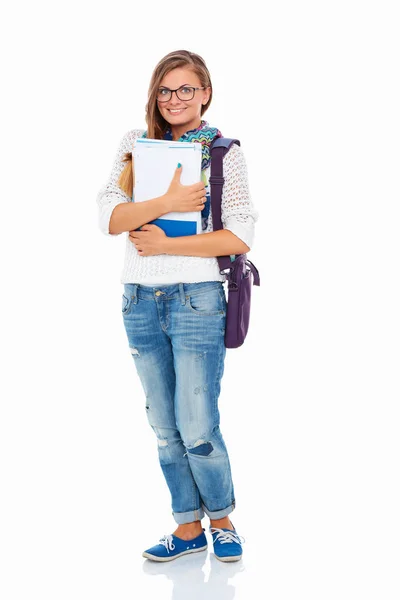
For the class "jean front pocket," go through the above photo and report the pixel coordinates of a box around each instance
[122,293,133,316]
[187,287,226,316]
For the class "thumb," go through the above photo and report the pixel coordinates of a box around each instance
[174,162,183,179]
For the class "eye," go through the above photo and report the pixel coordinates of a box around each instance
[159,89,169,95]
[180,87,192,94]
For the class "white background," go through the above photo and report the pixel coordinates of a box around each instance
[1,1,399,599]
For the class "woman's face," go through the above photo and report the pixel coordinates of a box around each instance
[157,67,210,137]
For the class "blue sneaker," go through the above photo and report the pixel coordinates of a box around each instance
[142,528,208,562]
[209,522,245,562]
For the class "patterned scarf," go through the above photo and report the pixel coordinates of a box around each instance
[141,120,222,230]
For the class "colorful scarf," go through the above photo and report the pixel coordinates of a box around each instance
[141,120,222,230]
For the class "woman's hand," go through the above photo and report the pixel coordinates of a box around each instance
[164,164,206,213]
[128,224,169,256]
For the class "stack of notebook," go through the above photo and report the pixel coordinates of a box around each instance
[132,138,203,237]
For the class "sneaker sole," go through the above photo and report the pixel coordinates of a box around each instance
[214,553,242,562]
[142,545,207,562]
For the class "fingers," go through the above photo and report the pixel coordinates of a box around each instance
[173,163,183,181]
[173,166,204,192]
[194,193,207,209]
[190,181,206,192]
[196,196,207,211]
[189,190,207,202]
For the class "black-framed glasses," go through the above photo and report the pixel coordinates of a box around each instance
[157,85,206,102]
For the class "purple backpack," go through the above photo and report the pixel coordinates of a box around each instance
[209,137,260,349]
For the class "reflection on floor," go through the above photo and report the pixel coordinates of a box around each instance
[142,548,245,600]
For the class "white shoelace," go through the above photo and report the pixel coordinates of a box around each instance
[209,527,245,545]
[159,534,175,553]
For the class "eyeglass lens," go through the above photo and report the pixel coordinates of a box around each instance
[157,87,195,102]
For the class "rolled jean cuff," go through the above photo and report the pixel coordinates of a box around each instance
[202,501,236,520]
[172,507,205,524]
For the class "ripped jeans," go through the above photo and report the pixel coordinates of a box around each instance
[121,281,236,525]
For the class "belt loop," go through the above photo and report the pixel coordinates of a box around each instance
[179,282,185,305]
[132,284,138,304]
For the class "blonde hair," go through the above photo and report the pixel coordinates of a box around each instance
[118,50,213,198]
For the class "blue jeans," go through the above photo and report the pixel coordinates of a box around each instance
[121,281,236,525]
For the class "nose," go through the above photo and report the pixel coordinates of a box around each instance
[171,90,179,100]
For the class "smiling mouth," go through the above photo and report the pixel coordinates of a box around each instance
[167,108,186,114]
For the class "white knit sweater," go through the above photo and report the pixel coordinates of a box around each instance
[96,128,259,284]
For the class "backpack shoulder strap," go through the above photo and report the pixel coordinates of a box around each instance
[209,137,241,270]
[211,137,241,151]
[209,138,241,227]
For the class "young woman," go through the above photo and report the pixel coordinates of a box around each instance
[96,50,258,562]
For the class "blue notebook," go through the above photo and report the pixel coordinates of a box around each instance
[132,138,203,236]
[146,218,197,237]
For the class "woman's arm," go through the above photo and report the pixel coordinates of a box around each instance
[96,129,170,236]
[109,195,169,235]
[164,229,249,257]
[164,143,258,256]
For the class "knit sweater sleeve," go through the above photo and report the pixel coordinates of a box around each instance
[220,142,259,250]
[96,129,144,236]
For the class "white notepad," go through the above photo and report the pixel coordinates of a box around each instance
[133,138,203,236]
